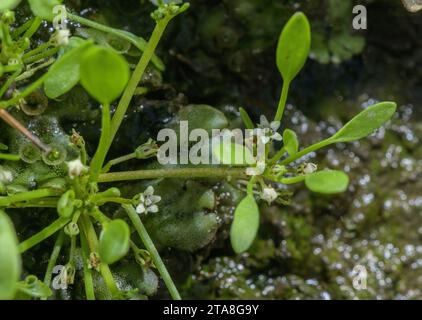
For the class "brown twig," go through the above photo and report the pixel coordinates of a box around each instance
[0,109,51,153]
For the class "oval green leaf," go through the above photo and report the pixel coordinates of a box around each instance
[330,102,397,143]
[276,12,311,83]
[44,40,91,99]
[230,195,259,253]
[99,219,130,265]
[80,46,130,105]
[305,170,349,194]
[0,0,21,11]
[0,210,21,300]
[283,129,299,156]
[28,0,62,21]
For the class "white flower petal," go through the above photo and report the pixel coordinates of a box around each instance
[150,195,162,203]
[270,121,281,131]
[261,136,270,144]
[260,115,270,127]
[144,186,154,196]
[148,205,159,213]
[136,204,146,214]
[272,132,283,141]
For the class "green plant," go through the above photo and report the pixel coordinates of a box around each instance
[0,1,396,300]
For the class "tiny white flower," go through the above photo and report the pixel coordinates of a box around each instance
[302,163,318,175]
[66,158,87,179]
[246,160,266,176]
[51,29,70,47]
[0,166,13,183]
[261,187,278,205]
[254,115,282,145]
[136,186,161,215]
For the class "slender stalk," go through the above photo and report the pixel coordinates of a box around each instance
[90,103,111,182]
[279,175,306,184]
[12,18,35,38]
[0,72,49,109]
[93,197,133,206]
[23,17,42,39]
[79,230,95,300]
[124,204,181,300]
[22,42,52,60]
[0,67,22,98]
[107,18,171,155]
[0,153,20,161]
[2,64,24,73]
[80,214,119,296]
[268,147,286,165]
[0,188,60,206]
[98,167,247,183]
[19,217,70,253]
[43,231,65,287]
[274,80,290,122]
[102,152,136,173]
[22,47,59,64]
[67,13,164,71]
[280,139,333,165]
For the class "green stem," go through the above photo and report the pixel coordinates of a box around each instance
[102,152,136,173]
[67,13,164,71]
[43,231,65,288]
[107,18,171,155]
[94,197,133,206]
[268,147,286,165]
[0,72,49,109]
[12,18,35,39]
[124,204,181,300]
[79,230,95,300]
[23,17,42,39]
[280,139,333,165]
[274,80,290,122]
[0,153,20,161]
[98,167,247,183]
[80,214,119,296]
[3,64,24,73]
[90,103,111,182]
[22,47,59,64]
[0,68,22,98]
[247,177,256,195]
[279,175,306,184]
[22,42,52,60]
[19,217,70,253]
[0,188,60,206]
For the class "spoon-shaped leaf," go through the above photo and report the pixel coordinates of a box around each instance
[276,12,311,83]
[283,129,299,156]
[230,195,259,253]
[305,170,349,194]
[28,0,62,20]
[44,39,91,99]
[0,210,21,300]
[80,46,130,105]
[0,0,21,11]
[330,102,397,143]
[99,219,130,265]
